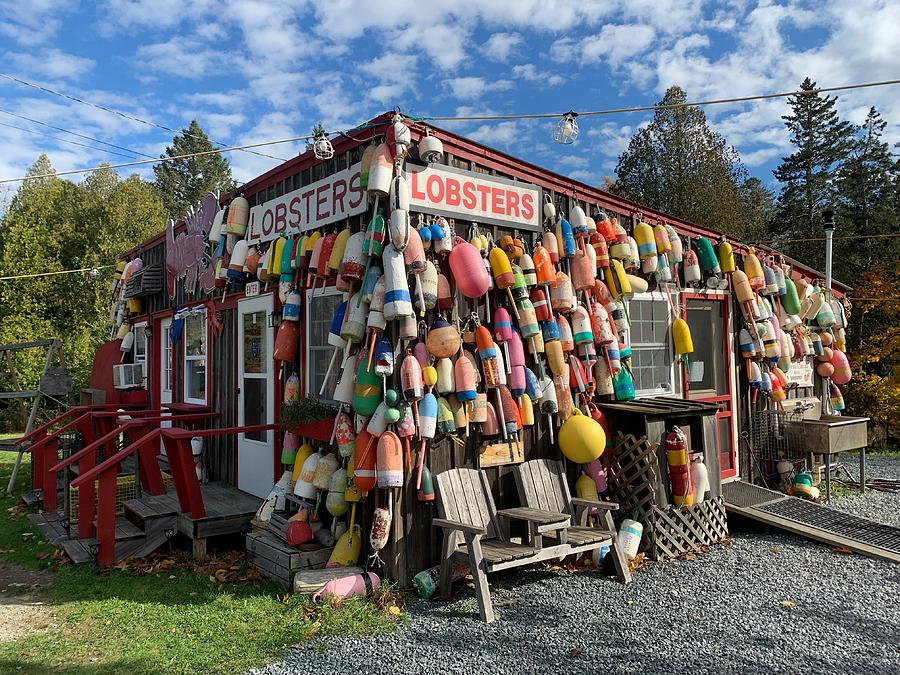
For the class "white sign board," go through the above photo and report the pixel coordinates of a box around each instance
[247,163,366,244]
[244,281,260,297]
[404,164,541,230]
[786,359,814,388]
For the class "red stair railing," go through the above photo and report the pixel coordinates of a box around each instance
[161,425,280,519]
[51,413,218,540]
[71,413,220,566]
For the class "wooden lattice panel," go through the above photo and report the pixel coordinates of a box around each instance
[606,432,659,531]
[647,497,729,560]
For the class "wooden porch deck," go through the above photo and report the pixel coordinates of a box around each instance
[26,482,261,564]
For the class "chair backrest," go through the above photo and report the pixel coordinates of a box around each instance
[435,468,499,541]
[514,459,574,516]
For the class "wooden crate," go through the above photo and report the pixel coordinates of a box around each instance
[245,531,332,590]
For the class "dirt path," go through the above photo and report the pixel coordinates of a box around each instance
[0,565,54,643]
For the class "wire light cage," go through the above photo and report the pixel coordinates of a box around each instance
[749,408,806,462]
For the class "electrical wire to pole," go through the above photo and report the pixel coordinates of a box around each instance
[0,72,288,162]
[0,265,114,281]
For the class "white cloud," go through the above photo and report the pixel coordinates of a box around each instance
[581,24,657,67]
[0,0,78,46]
[467,121,522,146]
[359,53,419,104]
[136,39,225,79]
[512,64,563,87]
[6,49,95,80]
[482,32,522,61]
[445,77,513,100]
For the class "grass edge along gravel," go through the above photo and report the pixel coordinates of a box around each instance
[0,450,404,674]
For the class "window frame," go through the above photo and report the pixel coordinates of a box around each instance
[132,321,148,386]
[305,286,344,403]
[182,307,209,405]
[626,292,676,398]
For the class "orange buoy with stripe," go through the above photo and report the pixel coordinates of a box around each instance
[376,431,403,488]
[353,429,377,496]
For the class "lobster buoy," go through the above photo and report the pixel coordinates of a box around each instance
[367,143,392,197]
[339,232,367,287]
[592,233,610,269]
[634,219,657,273]
[332,354,357,405]
[605,259,631,300]
[576,473,600,503]
[690,457,709,503]
[312,453,339,491]
[542,229,560,264]
[327,525,362,568]
[352,430,377,496]
[533,245,555,286]
[683,248,701,285]
[613,367,635,401]
[326,468,349,517]
[454,352,477,401]
[666,427,693,506]
[829,382,845,411]
[595,211,615,241]
[672,318,693,355]
[830,348,852,384]
[744,248,764,289]
[376,432,403,488]
[383,244,413,320]
[696,237,719,273]
[274,321,298,362]
[425,316,460,359]
[571,251,595,292]
[551,272,576,313]
[335,410,355,458]
[294,450,320,499]
[558,409,604,463]
[352,357,381,417]
[519,393,535,426]
[449,237,490,298]
[226,195,249,237]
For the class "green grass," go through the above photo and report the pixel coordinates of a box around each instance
[0,450,403,674]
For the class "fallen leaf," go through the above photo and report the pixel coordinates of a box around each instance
[624,599,635,606]
[778,600,796,608]
[388,605,401,616]
[568,646,583,657]
[831,546,854,555]
[36,551,51,560]
[770,547,780,555]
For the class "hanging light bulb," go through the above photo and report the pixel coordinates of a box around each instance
[553,111,579,145]
[313,132,334,160]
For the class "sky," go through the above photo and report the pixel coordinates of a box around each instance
[1,0,899,203]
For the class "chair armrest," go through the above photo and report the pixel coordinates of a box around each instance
[432,518,487,536]
[496,507,569,526]
[571,498,619,511]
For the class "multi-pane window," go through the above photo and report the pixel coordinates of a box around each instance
[628,295,674,397]
[306,289,343,401]
[183,310,207,404]
[132,323,148,386]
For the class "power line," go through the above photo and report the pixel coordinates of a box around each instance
[420,79,900,121]
[0,132,322,184]
[0,107,155,159]
[0,120,138,160]
[0,72,288,162]
[0,265,114,281]
[750,233,900,244]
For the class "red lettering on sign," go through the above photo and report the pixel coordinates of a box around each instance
[411,172,425,200]
[445,178,461,207]
[462,181,477,209]
[491,188,505,215]
[262,209,274,236]
[521,193,535,221]
[427,175,444,202]
[289,196,302,228]
[332,179,347,215]
[274,203,288,233]
[247,211,259,241]
[506,191,520,218]
[476,184,492,211]
[301,190,315,227]
[316,185,329,220]
[349,172,364,209]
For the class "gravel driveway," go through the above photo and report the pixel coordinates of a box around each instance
[253,455,900,675]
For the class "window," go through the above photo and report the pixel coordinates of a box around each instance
[306,288,344,401]
[132,323,148,385]
[685,300,726,396]
[628,295,675,397]
[183,309,208,404]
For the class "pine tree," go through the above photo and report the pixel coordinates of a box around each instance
[152,120,236,219]
[305,122,326,152]
[614,86,750,237]
[772,78,854,266]
[833,107,899,284]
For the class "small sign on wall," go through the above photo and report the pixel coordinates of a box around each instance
[244,281,260,298]
[787,359,814,388]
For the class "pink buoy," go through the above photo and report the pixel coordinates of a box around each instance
[312,572,381,602]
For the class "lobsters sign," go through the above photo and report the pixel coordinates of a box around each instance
[247,162,541,244]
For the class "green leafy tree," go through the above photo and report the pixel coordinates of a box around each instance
[739,177,777,243]
[771,78,854,267]
[152,120,236,219]
[613,85,749,237]
[0,157,166,403]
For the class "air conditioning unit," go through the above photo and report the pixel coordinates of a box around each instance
[113,363,145,390]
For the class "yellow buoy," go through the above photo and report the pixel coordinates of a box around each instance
[718,240,735,273]
[558,409,604,464]
[672,318,694,355]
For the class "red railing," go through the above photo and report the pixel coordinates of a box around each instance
[71,413,220,566]
[161,424,280,520]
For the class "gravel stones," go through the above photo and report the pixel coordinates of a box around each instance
[253,457,900,675]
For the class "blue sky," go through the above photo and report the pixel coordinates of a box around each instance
[1,0,898,202]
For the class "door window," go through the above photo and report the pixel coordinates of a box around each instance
[183,310,207,404]
[242,310,267,441]
[685,300,725,396]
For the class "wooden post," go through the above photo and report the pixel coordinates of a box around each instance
[96,471,118,566]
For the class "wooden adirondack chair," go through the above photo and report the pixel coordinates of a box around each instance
[434,467,573,623]
[513,458,632,583]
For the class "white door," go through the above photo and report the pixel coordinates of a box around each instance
[159,317,173,452]
[237,295,275,498]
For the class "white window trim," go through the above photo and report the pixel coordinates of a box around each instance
[132,321,148,385]
[161,318,173,396]
[305,286,343,403]
[628,292,676,398]
[182,307,208,405]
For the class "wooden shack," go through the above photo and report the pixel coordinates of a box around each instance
[105,110,847,583]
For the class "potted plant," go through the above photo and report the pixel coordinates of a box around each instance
[280,397,337,441]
